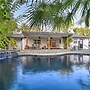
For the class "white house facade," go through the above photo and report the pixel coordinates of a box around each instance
[70,34,90,50]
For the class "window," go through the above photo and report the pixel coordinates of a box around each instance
[74,40,77,43]
[34,40,41,44]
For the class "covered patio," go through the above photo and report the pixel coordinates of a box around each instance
[24,32,69,50]
[8,31,70,50]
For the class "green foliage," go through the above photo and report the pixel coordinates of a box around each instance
[0,0,11,21]
[68,35,73,46]
[62,36,72,49]
[23,1,53,31]
[17,0,90,31]
[0,37,9,48]
[0,0,17,49]
[63,37,67,49]
[62,0,90,27]
[0,20,17,35]
[18,1,72,31]
[9,38,16,48]
[0,41,6,48]
[73,27,89,36]
[0,20,17,49]
[20,23,31,31]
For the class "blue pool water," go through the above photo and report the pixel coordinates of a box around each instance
[0,55,90,90]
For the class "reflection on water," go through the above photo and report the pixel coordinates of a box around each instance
[21,56,73,74]
[0,59,17,90]
[0,55,90,90]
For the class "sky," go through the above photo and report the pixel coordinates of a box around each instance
[14,4,27,26]
[14,5,26,18]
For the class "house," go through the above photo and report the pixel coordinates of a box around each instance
[70,34,90,50]
[8,31,70,50]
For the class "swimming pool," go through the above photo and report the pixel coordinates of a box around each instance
[0,55,90,90]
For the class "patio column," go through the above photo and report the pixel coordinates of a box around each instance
[47,35,51,49]
[67,36,69,50]
[25,35,29,49]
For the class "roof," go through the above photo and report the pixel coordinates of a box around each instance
[22,31,70,37]
[72,34,90,39]
[7,32,25,38]
[8,31,71,38]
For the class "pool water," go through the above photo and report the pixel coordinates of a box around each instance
[0,55,90,90]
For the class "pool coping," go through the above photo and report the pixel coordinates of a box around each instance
[18,50,90,57]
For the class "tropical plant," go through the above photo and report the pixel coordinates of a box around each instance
[73,27,89,36]
[68,35,73,46]
[0,0,18,49]
[63,37,67,49]
[18,1,67,31]
[63,0,90,27]
[17,0,90,32]
[9,38,16,49]
[0,20,17,49]
[20,23,28,31]
[20,1,53,31]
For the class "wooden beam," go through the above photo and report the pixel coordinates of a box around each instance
[67,36,68,50]
[47,35,50,49]
[25,35,29,49]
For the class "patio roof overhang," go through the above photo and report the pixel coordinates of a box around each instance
[22,31,71,38]
[7,33,25,38]
[72,34,90,39]
[8,31,71,39]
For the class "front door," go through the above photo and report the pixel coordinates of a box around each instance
[78,40,83,49]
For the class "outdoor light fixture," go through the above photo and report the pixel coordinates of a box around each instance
[39,37,41,39]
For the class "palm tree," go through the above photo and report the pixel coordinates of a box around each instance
[21,23,29,31]
[17,0,90,30]
[20,1,53,31]
[63,0,90,27]
[18,0,68,31]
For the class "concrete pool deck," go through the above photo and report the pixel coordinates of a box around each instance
[18,49,90,56]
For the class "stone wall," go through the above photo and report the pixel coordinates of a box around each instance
[0,50,18,60]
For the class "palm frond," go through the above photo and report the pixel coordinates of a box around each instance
[85,8,90,27]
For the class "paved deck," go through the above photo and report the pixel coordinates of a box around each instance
[18,49,90,56]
